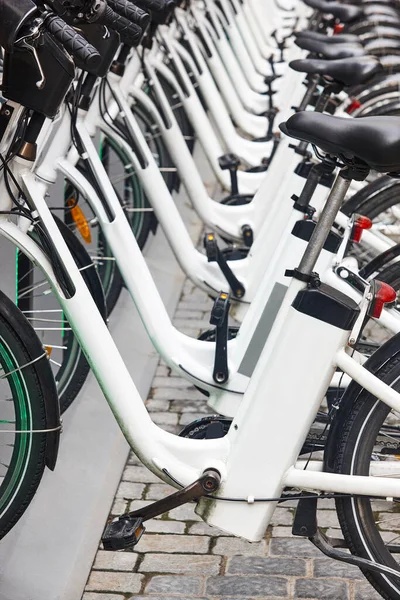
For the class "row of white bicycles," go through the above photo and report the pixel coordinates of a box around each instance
[2,0,400,596]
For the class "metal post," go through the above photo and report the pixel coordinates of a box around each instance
[297,172,351,277]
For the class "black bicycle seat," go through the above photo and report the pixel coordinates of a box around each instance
[295,37,365,58]
[280,113,400,173]
[365,37,400,54]
[363,4,400,16]
[303,0,363,23]
[289,56,382,86]
[294,31,360,43]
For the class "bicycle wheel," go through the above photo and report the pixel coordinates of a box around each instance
[18,215,106,414]
[0,288,58,540]
[334,346,400,599]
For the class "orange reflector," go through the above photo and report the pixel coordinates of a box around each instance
[67,199,92,244]
[45,346,53,357]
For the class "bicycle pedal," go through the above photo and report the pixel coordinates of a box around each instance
[102,516,145,551]
[218,153,241,171]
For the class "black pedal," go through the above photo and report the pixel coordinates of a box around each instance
[218,153,241,171]
[204,232,218,262]
[241,224,253,247]
[210,291,230,327]
[102,516,145,551]
[218,153,241,195]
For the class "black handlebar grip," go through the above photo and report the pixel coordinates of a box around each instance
[98,5,143,47]
[108,0,151,28]
[137,0,169,13]
[45,14,101,70]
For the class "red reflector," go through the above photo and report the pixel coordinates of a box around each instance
[334,23,344,34]
[346,98,361,114]
[372,281,397,319]
[351,215,373,243]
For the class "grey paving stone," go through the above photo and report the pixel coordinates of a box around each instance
[325,528,344,540]
[269,508,294,526]
[127,597,208,600]
[354,579,384,600]
[139,553,221,575]
[206,575,288,597]
[155,364,170,377]
[270,527,293,538]
[269,537,323,558]
[93,551,138,571]
[212,537,267,556]
[83,594,124,600]
[127,452,142,466]
[170,399,209,413]
[145,483,177,500]
[152,377,194,389]
[145,399,171,412]
[168,503,202,521]
[175,310,206,319]
[150,412,179,426]
[85,572,143,593]
[110,498,128,516]
[188,522,229,536]
[115,482,146,500]
[152,388,204,401]
[137,534,210,554]
[122,466,160,484]
[295,577,349,599]
[144,519,185,534]
[316,510,340,529]
[313,557,363,579]
[174,319,211,330]
[227,556,306,576]
[145,575,203,595]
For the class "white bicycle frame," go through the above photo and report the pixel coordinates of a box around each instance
[3,115,400,542]
[31,79,400,420]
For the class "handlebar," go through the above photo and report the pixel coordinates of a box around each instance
[44,14,101,70]
[97,5,144,46]
[108,0,150,28]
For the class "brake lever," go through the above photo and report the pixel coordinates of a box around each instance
[15,22,46,90]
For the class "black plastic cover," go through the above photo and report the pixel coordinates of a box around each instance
[291,220,341,254]
[2,32,75,118]
[292,283,360,330]
[0,0,37,51]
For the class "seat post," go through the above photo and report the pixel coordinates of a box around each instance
[296,170,351,277]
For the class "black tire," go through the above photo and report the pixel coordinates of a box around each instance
[0,288,58,540]
[18,216,106,414]
[334,348,400,600]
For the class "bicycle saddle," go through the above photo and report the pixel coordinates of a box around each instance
[289,56,382,86]
[294,31,360,43]
[302,0,363,22]
[363,3,400,16]
[280,113,400,173]
[295,37,365,59]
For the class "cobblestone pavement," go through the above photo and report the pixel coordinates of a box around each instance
[81,281,382,600]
